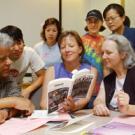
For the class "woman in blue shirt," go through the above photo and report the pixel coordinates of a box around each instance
[40,31,98,111]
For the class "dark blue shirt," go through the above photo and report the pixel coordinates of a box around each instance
[123,26,135,50]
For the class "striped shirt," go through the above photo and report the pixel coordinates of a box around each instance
[0,76,20,98]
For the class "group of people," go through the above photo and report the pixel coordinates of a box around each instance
[0,3,135,124]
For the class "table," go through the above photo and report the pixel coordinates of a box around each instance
[25,110,120,135]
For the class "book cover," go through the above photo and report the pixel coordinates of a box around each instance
[47,68,93,113]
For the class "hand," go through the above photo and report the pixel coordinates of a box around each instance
[14,97,35,116]
[93,103,110,116]
[21,89,30,98]
[58,96,76,112]
[0,110,8,124]
[117,91,130,113]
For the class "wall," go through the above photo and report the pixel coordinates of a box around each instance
[0,0,134,46]
[0,0,59,46]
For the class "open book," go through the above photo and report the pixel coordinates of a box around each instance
[47,68,94,113]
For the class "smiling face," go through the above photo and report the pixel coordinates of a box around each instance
[86,17,103,35]
[45,24,58,45]
[9,41,24,61]
[105,9,125,32]
[59,35,82,63]
[0,46,12,78]
[102,39,124,70]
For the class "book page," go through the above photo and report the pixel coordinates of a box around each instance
[29,110,71,121]
[51,113,92,129]
[70,69,94,99]
[47,78,73,113]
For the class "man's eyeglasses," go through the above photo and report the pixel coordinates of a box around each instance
[105,16,120,22]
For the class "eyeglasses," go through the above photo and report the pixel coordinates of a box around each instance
[105,16,120,22]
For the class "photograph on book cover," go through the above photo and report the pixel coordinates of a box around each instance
[48,87,69,113]
[71,74,92,99]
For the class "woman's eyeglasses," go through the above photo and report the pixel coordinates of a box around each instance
[105,16,120,22]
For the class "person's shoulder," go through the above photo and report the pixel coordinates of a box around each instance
[98,34,105,39]
[34,41,45,48]
[125,26,135,33]
[128,65,135,74]
[54,63,63,69]
[82,33,89,38]
[81,62,91,69]
[104,71,116,81]
[24,46,36,53]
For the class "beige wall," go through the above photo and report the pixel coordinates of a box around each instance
[0,0,134,46]
[0,0,59,46]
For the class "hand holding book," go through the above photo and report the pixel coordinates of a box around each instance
[47,68,94,113]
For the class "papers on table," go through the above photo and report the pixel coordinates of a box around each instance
[51,113,92,129]
[29,110,71,121]
[92,115,135,135]
[111,115,135,125]
[0,118,48,135]
[0,110,71,135]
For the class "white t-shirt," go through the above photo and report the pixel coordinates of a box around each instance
[34,41,62,69]
[9,46,44,84]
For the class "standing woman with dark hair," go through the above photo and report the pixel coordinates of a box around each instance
[103,3,135,50]
[34,18,62,69]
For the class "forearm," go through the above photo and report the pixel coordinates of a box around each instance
[0,97,18,109]
[94,97,106,107]
[73,98,89,111]
[23,76,44,94]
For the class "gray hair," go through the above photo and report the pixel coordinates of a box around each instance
[0,32,13,47]
[106,34,135,69]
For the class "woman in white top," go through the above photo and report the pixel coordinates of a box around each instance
[34,18,62,69]
[93,34,135,116]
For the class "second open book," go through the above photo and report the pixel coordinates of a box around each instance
[47,68,94,113]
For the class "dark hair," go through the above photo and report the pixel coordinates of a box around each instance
[124,16,130,27]
[40,18,61,42]
[0,25,24,43]
[103,3,125,19]
[58,30,85,59]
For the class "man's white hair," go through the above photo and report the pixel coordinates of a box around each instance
[0,32,13,47]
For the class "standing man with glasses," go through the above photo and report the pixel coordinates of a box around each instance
[103,3,135,50]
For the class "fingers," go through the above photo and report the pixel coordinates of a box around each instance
[0,110,8,124]
[58,97,75,112]
[117,92,129,106]
[93,104,110,116]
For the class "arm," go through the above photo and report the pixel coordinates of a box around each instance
[0,97,34,116]
[117,91,135,116]
[40,67,55,109]
[22,68,45,98]
[93,81,110,116]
